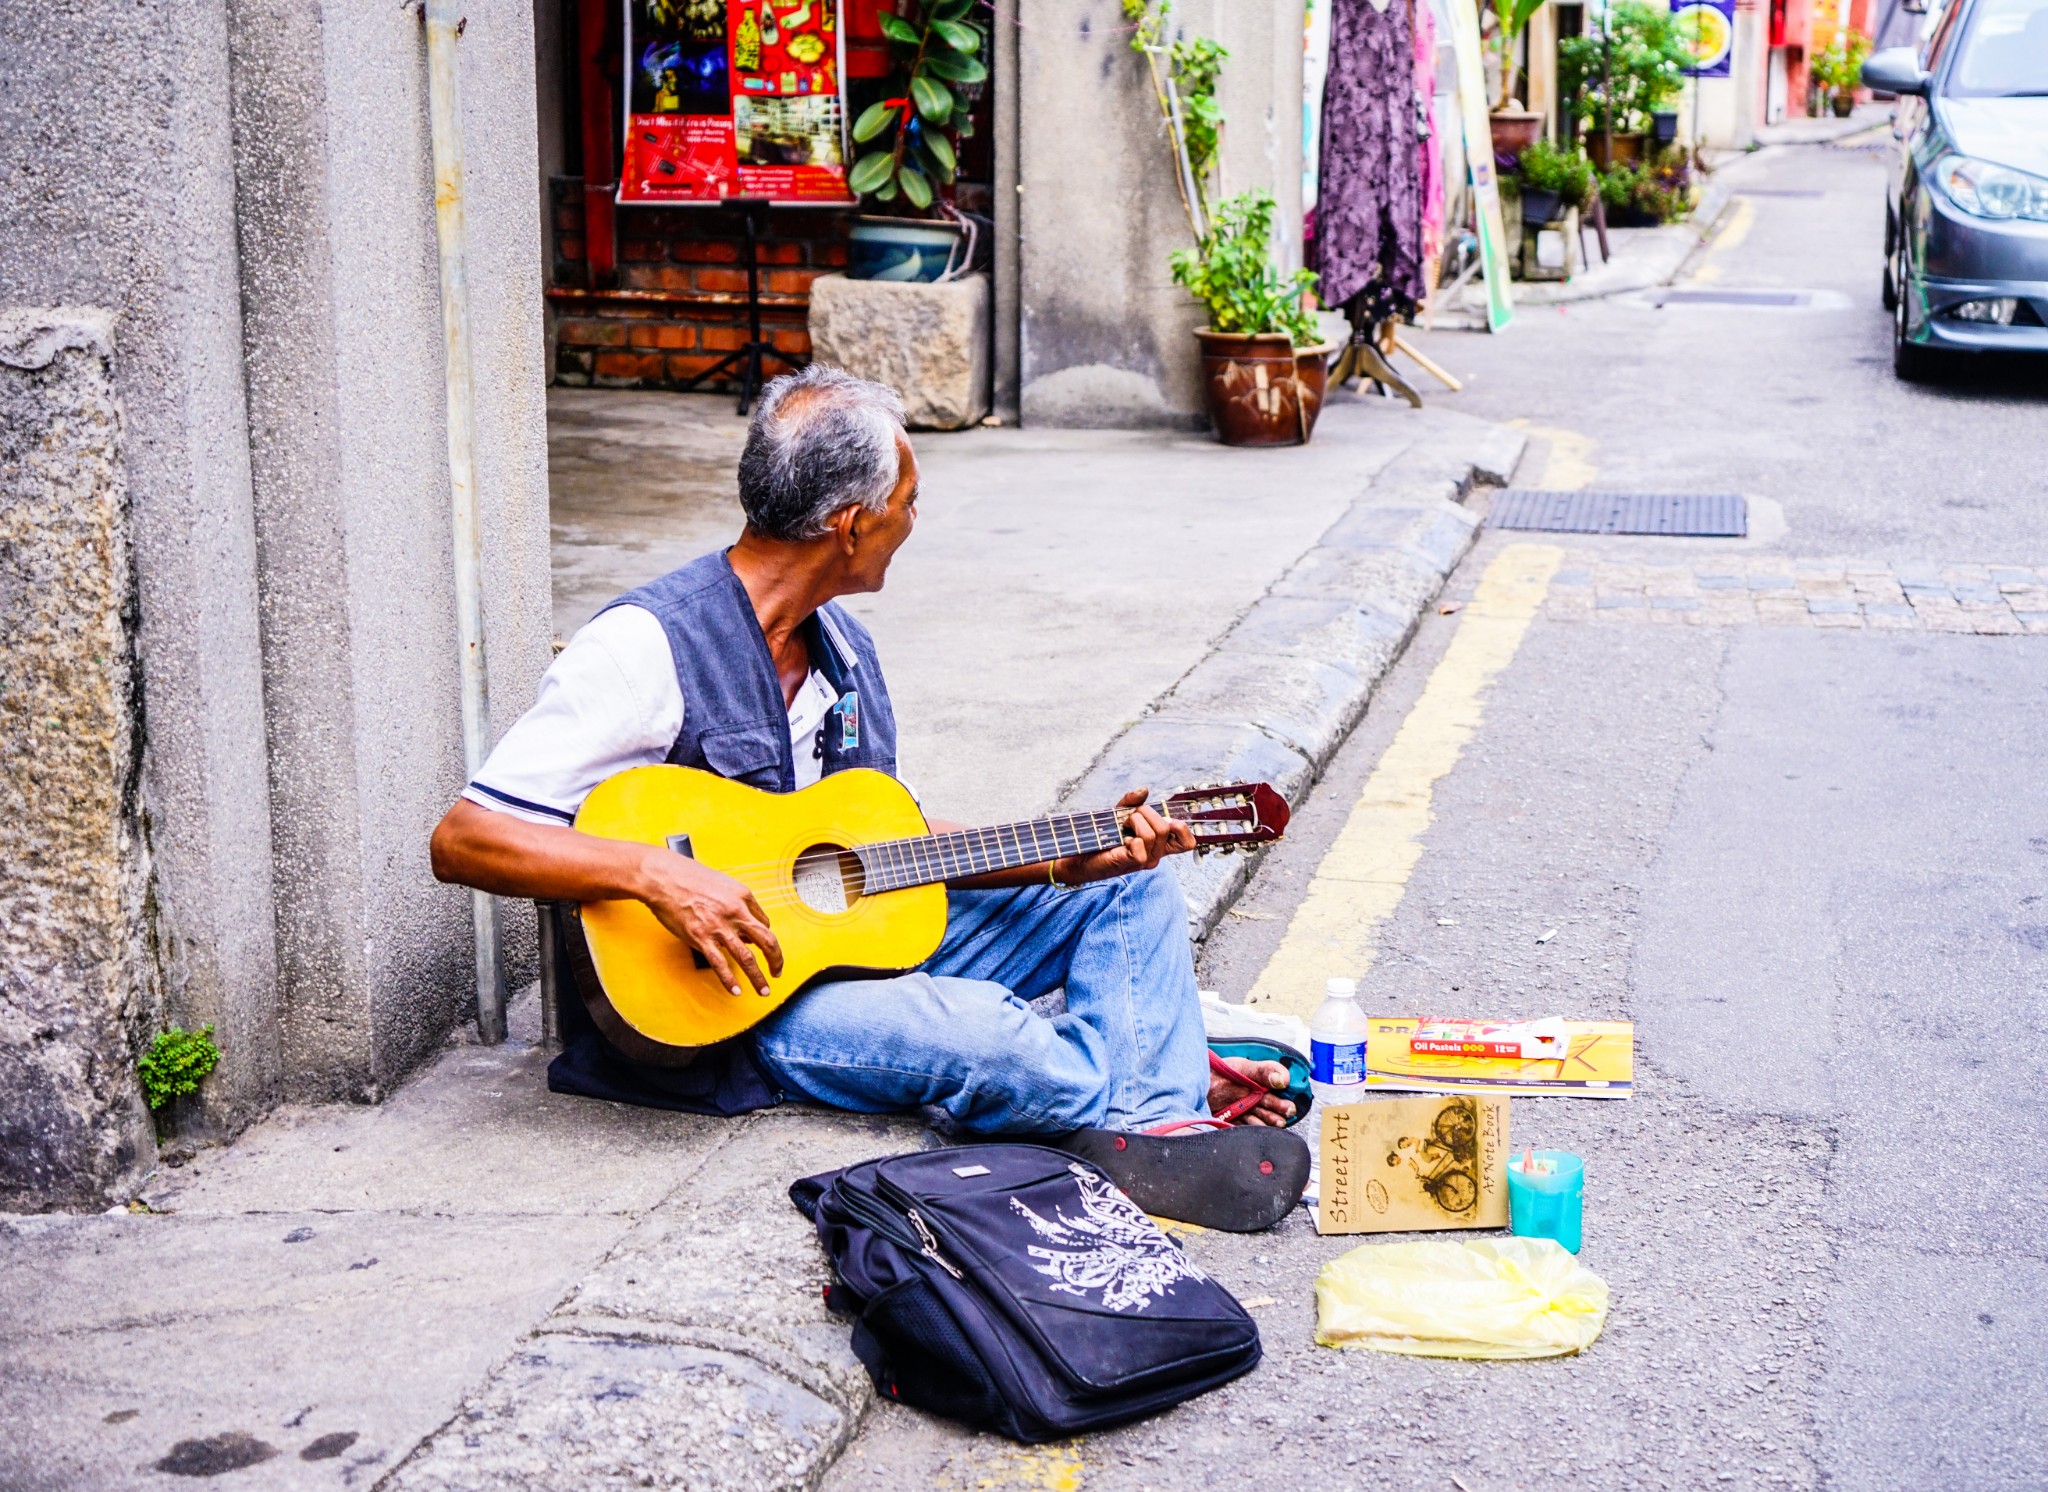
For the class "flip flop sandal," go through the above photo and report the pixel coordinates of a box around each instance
[1207,1040,1315,1128]
[1055,1120,1311,1233]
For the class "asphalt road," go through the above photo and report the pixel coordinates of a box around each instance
[825,135,2048,1490]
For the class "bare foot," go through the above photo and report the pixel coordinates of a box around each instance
[1208,1057,1296,1127]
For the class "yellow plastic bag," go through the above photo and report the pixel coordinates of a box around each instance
[1315,1237,1609,1359]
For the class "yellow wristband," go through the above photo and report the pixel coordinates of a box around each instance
[1047,860,1065,890]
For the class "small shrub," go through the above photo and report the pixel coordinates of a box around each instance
[1516,138,1597,211]
[1561,0,1694,136]
[1810,30,1872,108]
[138,1025,222,1112]
[1169,190,1322,346]
[1599,146,1695,224]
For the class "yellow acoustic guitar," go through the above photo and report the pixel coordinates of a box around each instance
[570,765,1289,1057]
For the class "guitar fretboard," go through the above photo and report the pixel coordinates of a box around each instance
[857,810,1125,894]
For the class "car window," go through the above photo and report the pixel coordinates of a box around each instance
[1945,0,2048,94]
[1922,0,1965,67]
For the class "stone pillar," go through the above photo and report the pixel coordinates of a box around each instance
[225,0,555,1098]
[0,0,284,1144]
[0,313,156,1210]
[1017,0,1304,429]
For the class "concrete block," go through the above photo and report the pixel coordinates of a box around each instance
[1154,651,1371,769]
[1223,594,1415,678]
[388,1332,850,1492]
[807,272,990,430]
[0,311,155,1210]
[1064,720,1315,820]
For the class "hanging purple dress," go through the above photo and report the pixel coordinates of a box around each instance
[1312,0,1426,322]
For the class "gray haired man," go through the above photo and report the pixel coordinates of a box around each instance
[431,366,1306,1231]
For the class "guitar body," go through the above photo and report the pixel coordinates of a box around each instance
[574,765,947,1049]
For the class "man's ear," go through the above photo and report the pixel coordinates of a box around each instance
[829,502,863,555]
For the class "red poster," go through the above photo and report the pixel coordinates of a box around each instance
[620,0,854,205]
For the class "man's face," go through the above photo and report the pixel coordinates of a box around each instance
[841,432,919,593]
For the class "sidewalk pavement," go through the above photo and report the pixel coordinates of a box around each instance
[1437,104,1895,318]
[1,392,1520,1491]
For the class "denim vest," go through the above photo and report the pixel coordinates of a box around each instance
[603,549,898,790]
[549,550,900,1120]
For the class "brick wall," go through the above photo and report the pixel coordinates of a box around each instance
[548,177,850,390]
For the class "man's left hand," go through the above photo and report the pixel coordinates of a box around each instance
[1051,787,1196,885]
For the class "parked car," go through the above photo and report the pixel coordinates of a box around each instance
[1864,0,2048,379]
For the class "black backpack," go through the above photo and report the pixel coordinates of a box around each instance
[790,1143,1261,1443]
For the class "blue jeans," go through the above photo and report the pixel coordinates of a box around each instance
[749,868,1210,1135]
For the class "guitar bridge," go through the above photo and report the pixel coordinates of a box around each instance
[665,834,711,968]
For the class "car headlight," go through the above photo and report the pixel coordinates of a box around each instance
[1935,154,2048,222]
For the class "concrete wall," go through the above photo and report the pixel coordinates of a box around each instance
[1018,0,1305,428]
[0,0,285,1141]
[225,0,554,1101]
[0,0,553,1202]
[0,314,157,1210]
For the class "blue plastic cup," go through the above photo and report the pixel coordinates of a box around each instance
[1506,1149,1585,1253]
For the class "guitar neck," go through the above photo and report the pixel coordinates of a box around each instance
[857,809,1126,894]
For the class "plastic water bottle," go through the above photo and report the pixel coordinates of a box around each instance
[1309,977,1369,1109]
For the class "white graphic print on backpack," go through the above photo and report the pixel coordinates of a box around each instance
[1009,1163,1207,1313]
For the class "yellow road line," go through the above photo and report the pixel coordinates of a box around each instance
[1245,544,1563,1018]
[1506,418,1597,490]
[974,1441,1084,1491]
[1688,195,1757,286]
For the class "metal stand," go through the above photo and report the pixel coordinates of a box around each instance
[679,197,805,415]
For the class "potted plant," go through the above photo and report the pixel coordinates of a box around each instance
[844,0,987,280]
[1170,191,1333,447]
[1810,30,1872,117]
[1487,0,1548,158]
[1560,0,1692,167]
[1514,137,1595,226]
[1597,145,1696,226]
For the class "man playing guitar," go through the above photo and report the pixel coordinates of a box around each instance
[431,366,1308,1230]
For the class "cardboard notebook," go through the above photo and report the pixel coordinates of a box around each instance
[1365,1016,1634,1098]
[1315,1093,1510,1236]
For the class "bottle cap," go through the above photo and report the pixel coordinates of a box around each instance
[1324,977,1358,999]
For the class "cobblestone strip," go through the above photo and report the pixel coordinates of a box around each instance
[1545,556,2048,635]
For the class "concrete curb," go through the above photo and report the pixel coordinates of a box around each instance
[1058,409,1527,939]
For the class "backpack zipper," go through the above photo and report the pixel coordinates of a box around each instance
[908,1209,964,1279]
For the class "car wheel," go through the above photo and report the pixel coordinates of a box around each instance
[1882,205,1898,311]
[1892,249,1940,382]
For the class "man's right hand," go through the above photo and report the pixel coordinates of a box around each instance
[428,801,786,1001]
[634,846,784,998]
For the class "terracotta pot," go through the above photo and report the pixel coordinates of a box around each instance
[1488,111,1544,160]
[1194,331,1332,447]
[1587,132,1648,169]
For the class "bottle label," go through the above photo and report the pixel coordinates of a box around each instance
[1311,1038,1365,1086]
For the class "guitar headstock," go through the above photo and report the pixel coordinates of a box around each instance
[1160,782,1290,851]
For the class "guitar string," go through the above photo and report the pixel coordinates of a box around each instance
[606,819,1253,910]
[587,800,1255,885]
[609,811,1129,884]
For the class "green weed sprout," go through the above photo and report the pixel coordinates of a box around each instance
[138,1025,222,1112]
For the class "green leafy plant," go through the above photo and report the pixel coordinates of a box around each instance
[1122,0,1229,239]
[1598,147,1696,222]
[1169,191,1321,346]
[138,1025,222,1112]
[1489,0,1548,110]
[1810,29,1872,104]
[1515,137,1597,210]
[1560,0,1693,137]
[848,0,986,210]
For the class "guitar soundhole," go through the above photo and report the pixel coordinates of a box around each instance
[792,843,866,915]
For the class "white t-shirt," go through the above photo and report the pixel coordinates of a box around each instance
[463,604,841,825]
